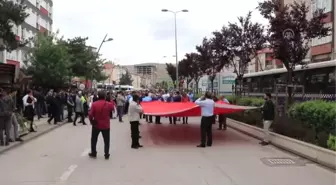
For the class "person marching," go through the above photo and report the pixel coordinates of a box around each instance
[195,92,215,148]
[181,92,190,124]
[217,95,229,130]
[73,91,87,126]
[128,94,143,149]
[22,90,38,132]
[88,91,114,159]
[153,93,164,124]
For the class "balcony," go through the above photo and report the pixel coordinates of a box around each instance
[40,6,49,16]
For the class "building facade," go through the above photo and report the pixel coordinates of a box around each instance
[246,0,334,73]
[283,0,334,62]
[133,64,157,87]
[247,48,284,73]
[102,63,143,88]
[1,0,53,74]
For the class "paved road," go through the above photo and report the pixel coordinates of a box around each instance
[0,117,334,185]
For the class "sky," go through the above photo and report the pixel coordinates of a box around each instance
[53,0,268,65]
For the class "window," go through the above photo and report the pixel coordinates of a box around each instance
[222,76,235,84]
[201,80,207,86]
[312,0,332,13]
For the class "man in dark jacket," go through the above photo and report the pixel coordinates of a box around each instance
[47,92,60,125]
[67,92,75,123]
[0,88,15,146]
[260,93,275,146]
[166,92,177,124]
[34,90,44,120]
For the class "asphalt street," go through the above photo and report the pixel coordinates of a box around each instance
[0,117,335,185]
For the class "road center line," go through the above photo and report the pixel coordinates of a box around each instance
[80,148,90,157]
[59,164,78,182]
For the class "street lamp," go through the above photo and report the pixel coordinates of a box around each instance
[161,9,188,88]
[97,34,113,54]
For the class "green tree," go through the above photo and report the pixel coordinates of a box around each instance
[90,61,108,82]
[63,37,93,77]
[119,70,133,85]
[0,0,29,51]
[188,53,202,93]
[258,0,331,107]
[165,63,176,87]
[26,33,71,88]
[196,38,218,92]
[179,53,199,88]
[225,12,266,94]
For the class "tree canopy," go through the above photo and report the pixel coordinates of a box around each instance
[26,33,108,88]
[226,12,266,80]
[165,0,328,97]
[258,0,330,73]
[119,70,133,85]
[165,63,176,83]
[63,36,107,81]
[0,0,29,51]
[27,33,71,88]
[258,0,331,105]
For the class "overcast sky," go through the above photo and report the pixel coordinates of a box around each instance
[53,0,267,65]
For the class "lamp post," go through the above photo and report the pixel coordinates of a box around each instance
[97,34,113,55]
[87,34,113,89]
[161,9,188,88]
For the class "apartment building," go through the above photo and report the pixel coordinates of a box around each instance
[1,0,53,72]
[283,0,334,62]
[247,48,284,73]
[133,63,158,87]
[102,63,142,88]
[247,0,334,73]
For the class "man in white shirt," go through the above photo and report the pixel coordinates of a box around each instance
[195,92,215,148]
[128,94,143,149]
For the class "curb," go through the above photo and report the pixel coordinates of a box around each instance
[0,120,69,155]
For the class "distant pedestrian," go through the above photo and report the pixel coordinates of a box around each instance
[22,90,37,132]
[0,88,14,146]
[217,95,229,130]
[88,91,114,159]
[181,92,190,124]
[116,92,125,122]
[73,91,86,126]
[260,93,275,146]
[66,92,74,123]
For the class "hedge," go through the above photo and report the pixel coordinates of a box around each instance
[288,100,336,135]
[226,96,336,151]
[288,100,336,151]
[226,96,264,128]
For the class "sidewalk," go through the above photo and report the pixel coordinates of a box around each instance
[0,116,68,155]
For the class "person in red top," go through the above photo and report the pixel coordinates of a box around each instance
[181,92,190,124]
[88,91,114,159]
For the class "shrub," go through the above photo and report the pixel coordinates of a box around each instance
[226,96,264,106]
[327,134,336,151]
[226,97,264,127]
[289,100,336,136]
[227,97,336,150]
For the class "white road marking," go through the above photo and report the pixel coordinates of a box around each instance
[59,164,78,182]
[80,148,90,157]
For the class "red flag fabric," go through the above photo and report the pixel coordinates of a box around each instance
[141,101,257,117]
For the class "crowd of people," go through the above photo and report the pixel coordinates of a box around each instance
[0,86,274,159]
[87,89,232,159]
